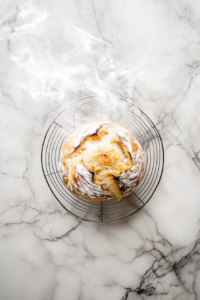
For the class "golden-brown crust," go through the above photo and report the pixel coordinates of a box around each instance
[60,121,145,202]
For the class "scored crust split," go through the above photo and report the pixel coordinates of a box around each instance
[59,121,145,202]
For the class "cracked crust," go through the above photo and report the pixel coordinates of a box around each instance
[60,121,145,202]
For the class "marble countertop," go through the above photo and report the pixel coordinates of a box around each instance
[1,0,200,299]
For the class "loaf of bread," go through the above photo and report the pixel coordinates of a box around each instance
[59,121,145,202]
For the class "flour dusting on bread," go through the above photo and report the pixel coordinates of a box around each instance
[66,121,108,155]
[74,162,112,200]
[60,121,145,202]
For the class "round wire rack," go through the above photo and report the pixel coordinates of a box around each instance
[41,96,164,222]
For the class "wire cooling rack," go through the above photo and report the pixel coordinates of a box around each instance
[41,96,164,222]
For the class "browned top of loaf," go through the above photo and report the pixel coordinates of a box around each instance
[60,122,145,202]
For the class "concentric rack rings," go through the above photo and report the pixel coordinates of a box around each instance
[41,96,164,222]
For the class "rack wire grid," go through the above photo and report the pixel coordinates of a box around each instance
[41,96,164,222]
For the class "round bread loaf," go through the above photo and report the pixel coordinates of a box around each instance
[59,121,145,202]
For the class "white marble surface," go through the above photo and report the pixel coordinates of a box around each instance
[1,0,200,299]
